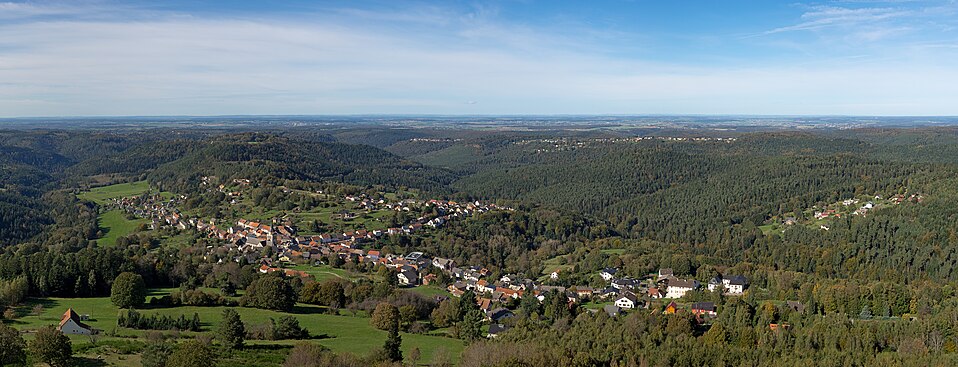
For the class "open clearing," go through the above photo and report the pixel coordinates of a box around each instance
[96,209,147,246]
[77,181,151,204]
[9,293,464,365]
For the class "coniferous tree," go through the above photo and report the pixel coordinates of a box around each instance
[218,308,246,350]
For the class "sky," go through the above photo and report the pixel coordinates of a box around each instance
[1,0,958,117]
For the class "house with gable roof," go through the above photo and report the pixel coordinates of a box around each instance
[58,308,94,335]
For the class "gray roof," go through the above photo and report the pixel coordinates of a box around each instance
[488,323,511,335]
[603,304,621,317]
[668,279,699,289]
[617,292,638,303]
[726,275,748,286]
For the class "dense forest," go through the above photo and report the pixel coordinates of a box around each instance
[4,125,958,366]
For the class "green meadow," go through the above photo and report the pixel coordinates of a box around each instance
[9,293,465,366]
[77,181,151,204]
[96,209,148,246]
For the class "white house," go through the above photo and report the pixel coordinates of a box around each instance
[599,268,618,281]
[432,257,455,271]
[58,308,94,335]
[397,268,419,286]
[708,275,748,294]
[550,269,562,280]
[665,279,699,299]
[724,275,748,294]
[614,293,639,309]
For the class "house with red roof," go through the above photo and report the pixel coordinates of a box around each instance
[58,308,94,335]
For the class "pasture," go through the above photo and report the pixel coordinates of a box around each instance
[77,181,151,204]
[8,292,464,366]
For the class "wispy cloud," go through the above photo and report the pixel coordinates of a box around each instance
[765,5,912,35]
[0,1,957,116]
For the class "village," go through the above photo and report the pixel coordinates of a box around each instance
[762,191,926,234]
[101,182,760,339]
[513,136,737,153]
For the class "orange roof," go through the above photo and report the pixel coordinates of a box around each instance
[59,308,91,330]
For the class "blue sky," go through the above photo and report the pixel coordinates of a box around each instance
[1,0,957,116]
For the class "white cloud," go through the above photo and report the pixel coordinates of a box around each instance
[0,2,956,116]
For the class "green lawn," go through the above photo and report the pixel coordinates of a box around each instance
[540,255,574,276]
[288,265,368,282]
[77,181,151,204]
[7,294,465,365]
[97,210,148,246]
[407,285,452,298]
[758,223,778,235]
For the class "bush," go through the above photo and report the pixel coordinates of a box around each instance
[149,289,237,307]
[28,326,72,367]
[166,340,216,367]
[246,316,309,340]
[117,310,201,331]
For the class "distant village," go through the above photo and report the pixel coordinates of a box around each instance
[776,191,925,232]
[514,136,737,153]
[106,181,761,338]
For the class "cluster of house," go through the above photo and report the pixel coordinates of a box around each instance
[516,136,737,153]
[602,268,748,320]
[112,190,508,277]
[386,254,753,337]
[799,193,926,225]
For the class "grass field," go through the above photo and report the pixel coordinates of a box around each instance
[289,264,369,282]
[8,293,465,366]
[96,210,148,246]
[407,285,453,299]
[77,181,151,204]
[540,255,574,276]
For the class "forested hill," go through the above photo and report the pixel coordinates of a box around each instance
[451,132,957,241]
[147,133,457,193]
[0,130,457,245]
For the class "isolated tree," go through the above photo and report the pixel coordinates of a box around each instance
[240,276,296,311]
[166,340,216,367]
[218,308,246,349]
[28,326,72,367]
[275,316,309,340]
[111,272,147,309]
[0,323,27,366]
[371,303,400,331]
[383,307,403,362]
